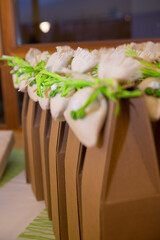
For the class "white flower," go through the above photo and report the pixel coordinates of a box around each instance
[45,46,74,73]
[98,49,142,82]
[25,48,41,67]
[37,51,50,62]
[71,47,99,73]
[135,41,160,61]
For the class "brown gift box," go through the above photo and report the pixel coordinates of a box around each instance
[65,128,86,240]
[152,121,160,164]
[26,98,44,200]
[81,96,160,240]
[40,109,52,219]
[21,92,30,183]
[49,120,69,240]
[23,89,160,240]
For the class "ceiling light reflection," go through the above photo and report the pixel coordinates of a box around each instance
[39,21,51,33]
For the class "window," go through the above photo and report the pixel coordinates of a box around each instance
[15,0,160,45]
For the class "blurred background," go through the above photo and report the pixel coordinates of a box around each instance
[15,0,160,44]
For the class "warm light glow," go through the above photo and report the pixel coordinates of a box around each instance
[39,21,51,33]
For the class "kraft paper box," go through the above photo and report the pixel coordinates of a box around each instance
[26,98,44,201]
[81,97,160,240]
[152,121,160,165]
[22,92,30,183]
[40,109,52,219]
[65,129,86,240]
[0,131,15,180]
[49,120,69,240]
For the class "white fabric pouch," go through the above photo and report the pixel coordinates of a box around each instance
[138,78,160,121]
[64,87,107,147]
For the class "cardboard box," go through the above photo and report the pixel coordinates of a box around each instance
[77,144,86,240]
[152,121,160,165]
[49,120,69,240]
[0,131,15,179]
[22,89,160,239]
[65,129,86,240]
[40,109,52,219]
[26,98,44,200]
[21,92,30,183]
[81,97,160,240]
